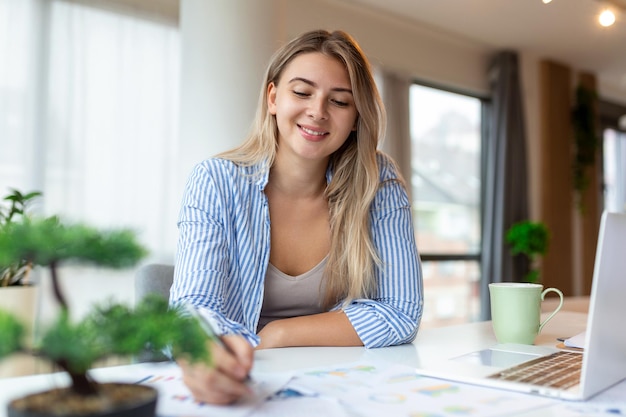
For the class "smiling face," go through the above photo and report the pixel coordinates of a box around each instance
[267,52,358,165]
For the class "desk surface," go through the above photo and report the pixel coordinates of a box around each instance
[254,310,588,375]
[541,295,590,314]
[1,310,623,417]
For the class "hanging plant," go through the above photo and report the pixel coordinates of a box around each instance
[571,84,600,213]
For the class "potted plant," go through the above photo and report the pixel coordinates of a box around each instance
[0,216,211,417]
[0,189,43,353]
[1,188,42,287]
[505,220,550,283]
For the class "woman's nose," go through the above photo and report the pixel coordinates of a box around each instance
[307,97,328,120]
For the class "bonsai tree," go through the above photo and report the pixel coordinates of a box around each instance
[505,220,550,283]
[0,188,42,287]
[0,216,211,416]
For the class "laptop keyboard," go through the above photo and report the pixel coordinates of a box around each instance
[488,351,582,389]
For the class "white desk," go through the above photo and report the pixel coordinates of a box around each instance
[1,311,623,417]
[254,309,589,374]
[541,295,590,314]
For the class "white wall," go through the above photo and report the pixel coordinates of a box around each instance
[178,0,280,192]
[599,79,626,106]
[283,0,492,96]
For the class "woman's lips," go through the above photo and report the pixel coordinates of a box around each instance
[299,124,328,141]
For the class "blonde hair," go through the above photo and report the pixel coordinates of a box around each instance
[218,30,386,309]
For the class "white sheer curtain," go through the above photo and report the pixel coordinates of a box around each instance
[0,0,41,189]
[1,0,179,260]
[46,1,180,261]
[1,0,180,319]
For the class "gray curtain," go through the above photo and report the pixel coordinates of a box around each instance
[480,51,529,320]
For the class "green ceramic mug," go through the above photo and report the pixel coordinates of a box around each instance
[489,282,564,345]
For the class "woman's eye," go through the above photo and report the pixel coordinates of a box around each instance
[332,99,349,107]
[292,90,309,97]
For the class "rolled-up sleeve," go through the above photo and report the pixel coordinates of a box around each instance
[170,161,262,346]
[341,154,423,348]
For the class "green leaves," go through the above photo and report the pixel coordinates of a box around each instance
[506,221,550,283]
[0,206,196,397]
[0,309,24,358]
[86,295,211,364]
[0,188,41,286]
[0,295,212,376]
[506,221,549,257]
[571,84,600,213]
[0,217,148,269]
[40,310,102,375]
[0,189,42,226]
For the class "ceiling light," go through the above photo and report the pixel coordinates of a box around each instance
[599,8,616,26]
[542,0,552,3]
[595,0,626,27]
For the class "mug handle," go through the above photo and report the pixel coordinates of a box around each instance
[538,287,564,333]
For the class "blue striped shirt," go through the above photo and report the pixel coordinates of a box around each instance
[170,151,423,348]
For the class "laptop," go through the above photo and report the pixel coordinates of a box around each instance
[416,211,626,400]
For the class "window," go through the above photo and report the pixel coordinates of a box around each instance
[0,0,179,259]
[409,84,484,327]
[603,128,626,212]
[599,100,626,214]
[0,0,180,320]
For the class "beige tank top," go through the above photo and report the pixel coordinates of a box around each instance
[257,256,327,331]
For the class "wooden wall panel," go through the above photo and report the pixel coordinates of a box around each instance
[539,61,574,295]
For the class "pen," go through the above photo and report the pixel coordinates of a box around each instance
[183,302,227,349]
[183,303,252,382]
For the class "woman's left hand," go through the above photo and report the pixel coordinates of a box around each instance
[256,321,284,349]
[256,312,362,349]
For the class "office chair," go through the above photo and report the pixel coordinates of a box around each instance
[133,263,175,362]
[134,263,174,304]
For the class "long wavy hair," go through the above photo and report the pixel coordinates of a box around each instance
[218,29,386,309]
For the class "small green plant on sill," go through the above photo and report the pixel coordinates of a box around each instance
[506,220,550,283]
[0,188,42,287]
[0,216,211,401]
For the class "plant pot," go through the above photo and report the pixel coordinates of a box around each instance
[0,285,39,345]
[0,285,40,378]
[7,383,157,417]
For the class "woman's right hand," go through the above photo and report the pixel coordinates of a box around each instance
[178,334,254,405]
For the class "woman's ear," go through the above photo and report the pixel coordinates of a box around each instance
[267,82,277,115]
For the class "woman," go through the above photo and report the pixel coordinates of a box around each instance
[171,29,423,404]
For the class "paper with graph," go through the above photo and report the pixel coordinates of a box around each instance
[124,359,626,417]
[132,362,292,417]
[266,361,555,417]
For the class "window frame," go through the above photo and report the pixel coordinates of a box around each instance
[599,99,626,213]
[409,79,490,325]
